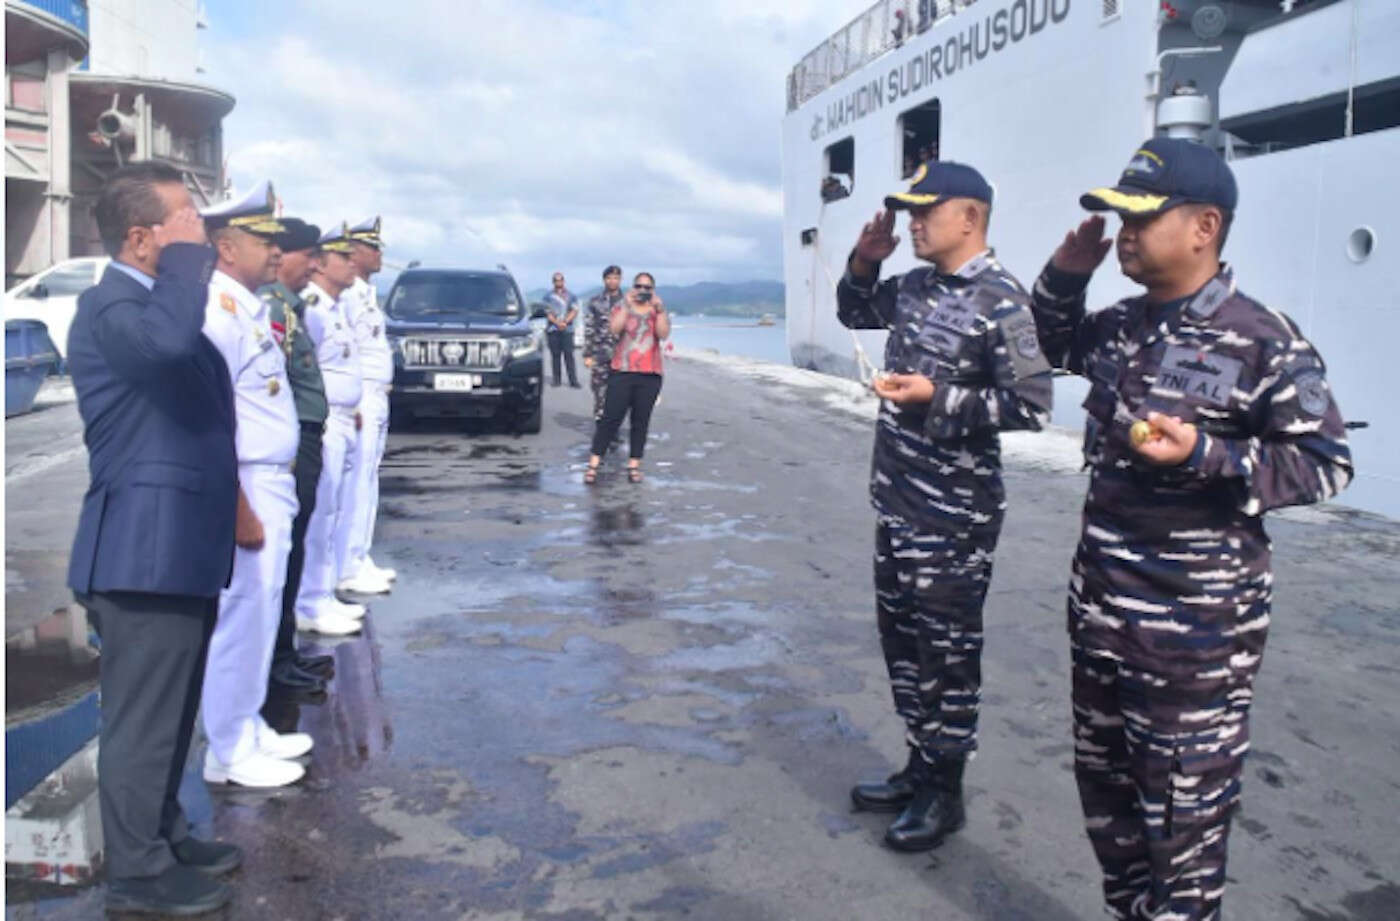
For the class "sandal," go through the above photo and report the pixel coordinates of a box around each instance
[627,466,643,484]
[584,464,599,485]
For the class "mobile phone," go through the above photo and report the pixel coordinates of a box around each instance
[636,291,652,304]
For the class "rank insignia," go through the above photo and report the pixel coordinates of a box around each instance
[220,293,237,315]
[267,379,280,396]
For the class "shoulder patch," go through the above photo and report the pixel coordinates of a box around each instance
[219,293,237,315]
[1292,369,1330,416]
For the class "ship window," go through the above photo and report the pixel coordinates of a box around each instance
[822,137,853,202]
[899,100,941,178]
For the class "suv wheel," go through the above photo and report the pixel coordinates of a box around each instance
[516,397,543,434]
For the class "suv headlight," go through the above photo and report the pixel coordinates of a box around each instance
[509,334,540,358]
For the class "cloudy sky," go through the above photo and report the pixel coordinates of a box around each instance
[203,0,838,288]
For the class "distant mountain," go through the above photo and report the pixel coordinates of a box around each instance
[525,280,784,317]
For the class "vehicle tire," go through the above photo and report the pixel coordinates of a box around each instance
[517,399,543,435]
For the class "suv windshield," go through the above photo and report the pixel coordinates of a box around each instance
[386,273,521,319]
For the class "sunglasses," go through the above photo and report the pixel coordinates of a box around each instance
[633,283,654,291]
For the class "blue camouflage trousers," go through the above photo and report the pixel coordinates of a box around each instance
[873,514,998,764]
[1071,641,1258,921]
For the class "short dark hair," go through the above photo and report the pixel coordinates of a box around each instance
[634,271,655,285]
[603,264,622,278]
[94,162,185,256]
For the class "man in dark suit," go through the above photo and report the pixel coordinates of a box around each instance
[66,162,242,915]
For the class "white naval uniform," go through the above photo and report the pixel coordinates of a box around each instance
[341,277,394,582]
[294,281,363,623]
[200,271,301,767]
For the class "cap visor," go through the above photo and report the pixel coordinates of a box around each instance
[1080,186,1170,215]
[883,192,941,210]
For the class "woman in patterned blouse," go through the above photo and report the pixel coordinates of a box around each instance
[584,272,671,484]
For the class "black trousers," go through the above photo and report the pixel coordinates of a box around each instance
[272,420,324,671]
[82,591,216,880]
[590,371,663,459]
[546,330,578,386]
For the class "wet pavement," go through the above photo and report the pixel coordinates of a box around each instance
[6,354,1400,920]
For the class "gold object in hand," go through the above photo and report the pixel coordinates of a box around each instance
[1129,419,1155,447]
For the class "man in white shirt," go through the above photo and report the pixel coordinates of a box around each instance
[293,223,367,636]
[199,181,314,789]
[337,216,397,595]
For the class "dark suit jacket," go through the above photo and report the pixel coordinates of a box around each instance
[66,244,238,599]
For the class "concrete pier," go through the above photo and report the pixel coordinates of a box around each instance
[6,355,1398,920]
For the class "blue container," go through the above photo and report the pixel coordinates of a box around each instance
[6,319,61,417]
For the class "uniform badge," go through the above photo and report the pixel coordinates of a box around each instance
[220,293,237,315]
[1294,370,1330,416]
[1015,328,1041,359]
[267,379,280,396]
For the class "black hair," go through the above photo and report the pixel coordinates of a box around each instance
[634,271,655,285]
[603,264,622,278]
[94,162,185,256]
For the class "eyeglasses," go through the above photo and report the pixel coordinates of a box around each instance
[633,283,654,291]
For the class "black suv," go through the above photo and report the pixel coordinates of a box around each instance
[384,268,545,432]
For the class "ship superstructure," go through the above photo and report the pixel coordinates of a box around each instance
[782,0,1398,517]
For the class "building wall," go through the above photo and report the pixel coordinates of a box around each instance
[86,0,203,81]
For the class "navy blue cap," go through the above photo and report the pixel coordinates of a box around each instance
[1081,137,1237,216]
[885,161,993,210]
[270,217,320,252]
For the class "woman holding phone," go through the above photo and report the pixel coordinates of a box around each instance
[584,272,670,484]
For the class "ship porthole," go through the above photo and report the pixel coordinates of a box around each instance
[1346,226,1375,264]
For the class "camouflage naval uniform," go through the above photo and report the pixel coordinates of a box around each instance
[584,289,623,421]
[259,281,329,689]
[838,250,1053,767]
[1030,261,1353,920]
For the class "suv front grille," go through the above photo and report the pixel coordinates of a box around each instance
[403,337,504,370]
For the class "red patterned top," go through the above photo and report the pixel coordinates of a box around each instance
[610,307,665,374]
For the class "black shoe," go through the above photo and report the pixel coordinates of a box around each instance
[269,661,327,694]
[171,836,243,877]
[568,382,581,389]
[851,748,925,813]
[295,653,335,679]
[884,759,966,852]
[106,864,232,916]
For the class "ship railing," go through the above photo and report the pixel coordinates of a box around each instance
[787,0,968,111]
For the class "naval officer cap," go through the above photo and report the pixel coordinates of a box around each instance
[1081,137,1237,216]
[270,217,320,252]
[348,216,383,250]
[200,179,285,235]
[318,222,355,254]
[884,161,993,211]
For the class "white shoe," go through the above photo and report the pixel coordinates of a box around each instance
[295,611,361,636]
[337,573,391,595]
[364,556,397,581]
[204,750,304,788]
[257,727,314,759]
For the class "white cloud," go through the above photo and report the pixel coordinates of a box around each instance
[204,0,836,288]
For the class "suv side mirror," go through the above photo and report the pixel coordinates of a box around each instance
[26,283,49,299]
[529,302,549,320]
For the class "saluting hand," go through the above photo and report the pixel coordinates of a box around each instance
[853,210,900,273]
[871,372,934,405]
[1131,412,1198,466]
[1052,215,1112,276]
[153,206,208,248]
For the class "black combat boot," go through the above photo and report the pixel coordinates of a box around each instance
[884,757,966,852]
[851,747,927,813]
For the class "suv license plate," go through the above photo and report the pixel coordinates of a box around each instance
[434,373,474,392]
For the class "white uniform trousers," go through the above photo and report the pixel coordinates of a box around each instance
[296,408,358,619]
[202,464,297,766]
[343,385,390,579]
